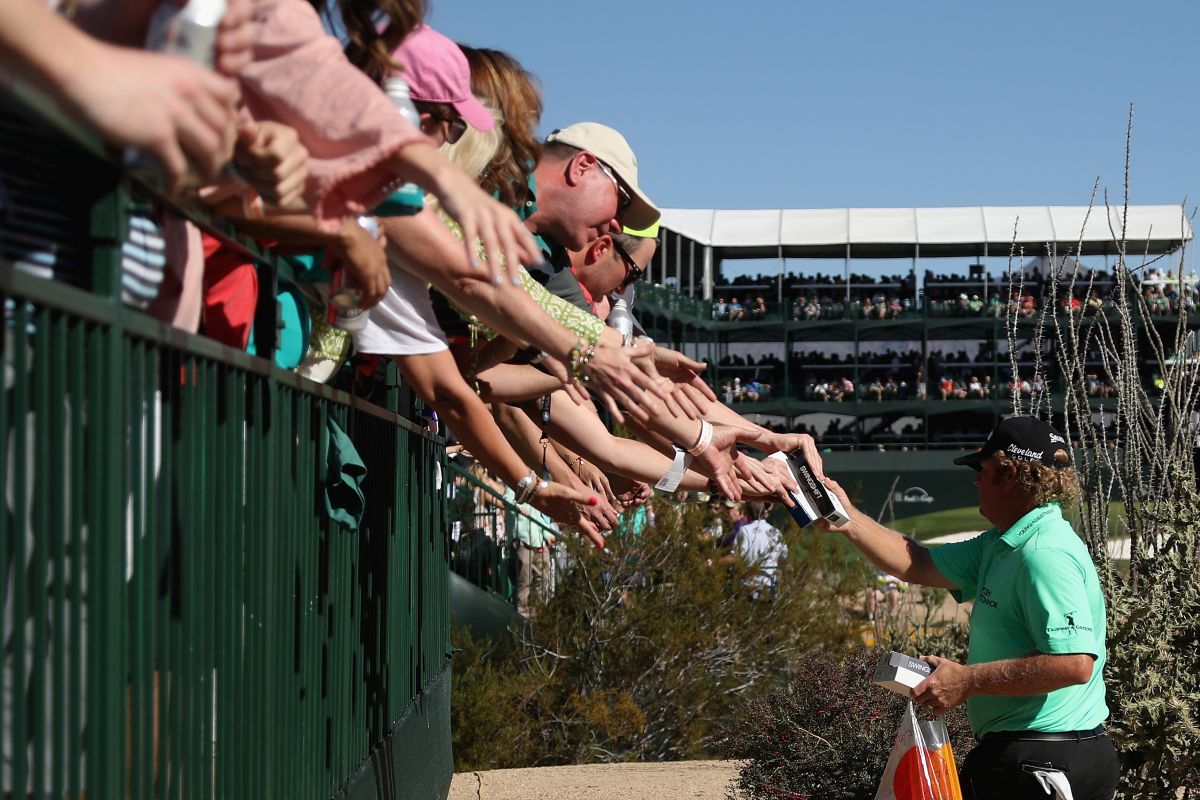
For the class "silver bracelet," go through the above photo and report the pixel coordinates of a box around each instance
[514,469,539,504]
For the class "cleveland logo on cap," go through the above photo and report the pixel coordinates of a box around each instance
[1006,444,1044,461]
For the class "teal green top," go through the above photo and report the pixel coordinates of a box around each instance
[928,503,1109,736]
[503,488,556,548]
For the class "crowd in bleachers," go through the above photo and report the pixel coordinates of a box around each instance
[704,337,1172,406]
[713,295,769,321]
[1141,268,1198,315]
[701,263,1199,322]
[5,0,840,569]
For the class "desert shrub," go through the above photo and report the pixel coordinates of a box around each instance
[450,497,865,769]
[726,647,974,800]
[448,626,544,771]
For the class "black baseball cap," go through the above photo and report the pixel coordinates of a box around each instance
[953,416,1073,471]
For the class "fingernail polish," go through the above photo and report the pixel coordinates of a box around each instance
[588,496,599,506]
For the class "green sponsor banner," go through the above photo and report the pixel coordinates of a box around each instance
[820,451,982,521]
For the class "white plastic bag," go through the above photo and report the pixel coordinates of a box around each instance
[875,700,963,800]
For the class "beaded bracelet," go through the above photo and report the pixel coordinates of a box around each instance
[571,340,597,384]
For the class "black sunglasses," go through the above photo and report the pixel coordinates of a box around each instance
[597,159,633,211]
[611,237,644,289]
[440,115,468,145]
[415,102,468,145]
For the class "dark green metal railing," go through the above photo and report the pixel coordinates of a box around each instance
[446,462,558,606]
[1,87,450,798]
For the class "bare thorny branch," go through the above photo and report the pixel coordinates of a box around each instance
[1008,105,1199,576]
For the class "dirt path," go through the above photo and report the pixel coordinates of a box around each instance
[447,760,740,800]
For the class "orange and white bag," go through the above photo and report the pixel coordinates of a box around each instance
[875,700,963,800]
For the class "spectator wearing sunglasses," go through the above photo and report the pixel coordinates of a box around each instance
[524,123,658,281]
[552,225,657,314]
[396,25,494,145]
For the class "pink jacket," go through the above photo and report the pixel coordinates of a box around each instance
[240,0,430,230]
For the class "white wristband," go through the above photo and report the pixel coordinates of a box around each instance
[654,446,692,492]
[686,419,713,456]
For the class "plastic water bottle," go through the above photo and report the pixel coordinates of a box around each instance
[383,76,422,129]
[146,0,226,65]
[128,0,227,183]
[607,297,635,340]
[327,216,375,332]
[374,77,425,217]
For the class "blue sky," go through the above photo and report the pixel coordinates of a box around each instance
[431,0,1197,215]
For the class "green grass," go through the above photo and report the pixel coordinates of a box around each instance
[889,506,988,541]
[890,501,1128,542]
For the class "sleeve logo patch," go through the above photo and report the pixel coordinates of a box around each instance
[1047,609,1093,633]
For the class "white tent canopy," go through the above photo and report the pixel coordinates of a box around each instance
[659,205,1192,259]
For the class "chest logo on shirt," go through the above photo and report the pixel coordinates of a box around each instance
[977,586,999,608]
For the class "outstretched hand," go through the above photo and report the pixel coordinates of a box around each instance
[213,0,255,76]
[763,431,825,481]
[581,340,662,424]
[529,481,605,549]
[395,143,542,286]
[641,346,718,404]
[69,43,239,193]
[328,218,389,308]
[694,423,762,500]
[812,477,855,532]
[734,454,797,507]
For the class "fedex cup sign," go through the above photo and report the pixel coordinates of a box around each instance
[894,486,935,505]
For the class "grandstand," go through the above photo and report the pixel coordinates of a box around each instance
[637,206,1195,517]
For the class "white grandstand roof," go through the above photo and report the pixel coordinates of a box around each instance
[659,205,1192,258]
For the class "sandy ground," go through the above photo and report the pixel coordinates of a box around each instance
[447,760,740,800]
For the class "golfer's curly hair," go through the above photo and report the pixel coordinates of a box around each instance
[991,450,1080,508]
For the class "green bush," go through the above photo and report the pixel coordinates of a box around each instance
[725,647,975,800]
[450,497,865,770]
[1102,476,1200,798]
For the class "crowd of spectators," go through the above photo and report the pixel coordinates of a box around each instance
[722,376,770,403]
[707,341,1135,405]
[711,271,910,292]
[713,295,768,321]
[700,263,1199,324]
[707,272,914,322]
[6,0,839,593]
[1141,268,1198,315]
[785,291,909,321]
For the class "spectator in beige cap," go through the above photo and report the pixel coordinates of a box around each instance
[525,122,659,268]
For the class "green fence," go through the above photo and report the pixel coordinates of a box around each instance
[447,462,558,607]
[1,88,451,798]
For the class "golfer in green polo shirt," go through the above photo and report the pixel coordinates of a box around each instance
[818,416,1119,800]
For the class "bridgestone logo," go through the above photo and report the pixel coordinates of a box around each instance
[1007,444,1043,461]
